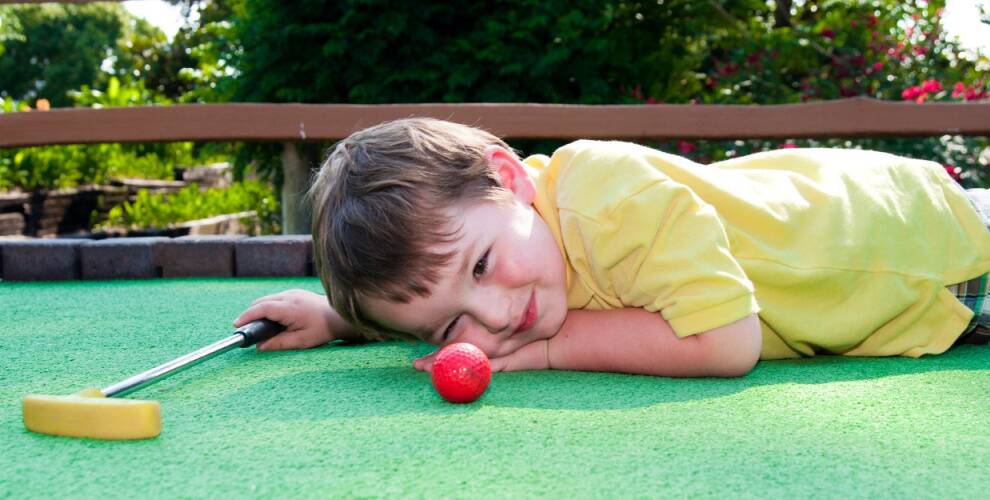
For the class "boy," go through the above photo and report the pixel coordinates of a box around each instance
[234,118,990,377]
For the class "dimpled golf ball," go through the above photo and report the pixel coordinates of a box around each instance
[431,343,491,403]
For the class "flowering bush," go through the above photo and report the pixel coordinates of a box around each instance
[627,1,990,187]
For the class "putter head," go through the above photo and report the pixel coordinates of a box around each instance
[23,388,161,440]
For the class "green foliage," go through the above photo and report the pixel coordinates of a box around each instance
[167,0,241,103]
[0,4,124,106]
[96,180,280,234]
[69,76,170,107]
[0,8,24,58]
[0,2,209,105]
[225,0,750,105]
[0,78,200,190]
[0,142,195,191]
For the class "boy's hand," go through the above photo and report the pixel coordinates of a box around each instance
[413,340,549,373]
[233,289,340,351]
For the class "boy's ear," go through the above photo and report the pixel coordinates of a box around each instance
[484,145,535,204]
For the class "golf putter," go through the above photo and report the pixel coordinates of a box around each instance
[22,319,285,440]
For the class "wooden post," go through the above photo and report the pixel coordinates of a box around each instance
[280,142,311,235]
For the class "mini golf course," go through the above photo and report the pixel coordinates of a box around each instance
[2,278,988,497]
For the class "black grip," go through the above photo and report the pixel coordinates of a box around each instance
[236,319,286,347]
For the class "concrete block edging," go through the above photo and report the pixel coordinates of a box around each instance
[0,235,315,281]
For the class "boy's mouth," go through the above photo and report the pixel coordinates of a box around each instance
[514,292,537,335]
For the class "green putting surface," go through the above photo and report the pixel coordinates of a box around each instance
[2,278,988,498]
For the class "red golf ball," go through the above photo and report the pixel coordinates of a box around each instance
[431,343,491,403]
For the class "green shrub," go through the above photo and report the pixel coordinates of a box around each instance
[96,180,280,234]
[0,142,195,191]
[0,78,232,191]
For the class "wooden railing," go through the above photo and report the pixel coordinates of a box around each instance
[2,99,989,232]
[2,99,989,147]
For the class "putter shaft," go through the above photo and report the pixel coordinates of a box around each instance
[100,319,284,398]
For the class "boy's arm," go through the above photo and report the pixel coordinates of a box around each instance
[541,308,762,377]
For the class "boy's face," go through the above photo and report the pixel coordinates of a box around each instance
[360,146,568,361]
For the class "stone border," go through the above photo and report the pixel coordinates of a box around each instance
[0,235,315,281]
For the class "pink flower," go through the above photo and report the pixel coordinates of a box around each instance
[954,82,988,101]
[678,141,696,155]
[778,142,798,149]
[967,88,988,101]
[952,82,966,98]
[873,62,884,72]
[921,79,941,93]
[821,28,835,39]
[943,164,961,182]
[901,86,923,100]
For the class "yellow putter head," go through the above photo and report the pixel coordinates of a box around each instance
[22,319,284,441]
[23,388,161,440]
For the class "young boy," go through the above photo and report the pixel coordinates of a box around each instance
[234,118,990,377]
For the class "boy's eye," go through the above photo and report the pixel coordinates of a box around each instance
[441,316,460,341]
[473,250,490,278]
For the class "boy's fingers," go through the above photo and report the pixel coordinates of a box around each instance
[487,340,549,372]
[249,293,286,307]
[413,352,438,372]
[255,330,303,351]
[488,357,506,372]
[233,302,293,329]
[488,354,516,372]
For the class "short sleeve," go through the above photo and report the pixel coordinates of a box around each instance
[554,141,759,337]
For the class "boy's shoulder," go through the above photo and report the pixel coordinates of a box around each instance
[531,140,693,219]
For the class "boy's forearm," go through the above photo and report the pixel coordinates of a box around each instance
[547,308,760,377]
[326,306,364,343]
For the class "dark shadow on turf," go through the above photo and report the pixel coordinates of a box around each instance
[204,343,988,417]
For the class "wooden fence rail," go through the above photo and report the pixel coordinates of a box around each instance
[2,99,988,233]
[2,99,990,148]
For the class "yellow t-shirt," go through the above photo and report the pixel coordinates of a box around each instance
[523,140,990,359]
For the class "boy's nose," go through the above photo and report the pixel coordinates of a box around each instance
[470,290,512,334]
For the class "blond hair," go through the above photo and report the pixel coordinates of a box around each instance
[310,118,514,341]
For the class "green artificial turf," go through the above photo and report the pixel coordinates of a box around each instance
[2,278,988,498]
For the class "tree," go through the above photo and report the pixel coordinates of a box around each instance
[0,8,24,59]
[0,4,124,106]
[225,0,758,105]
